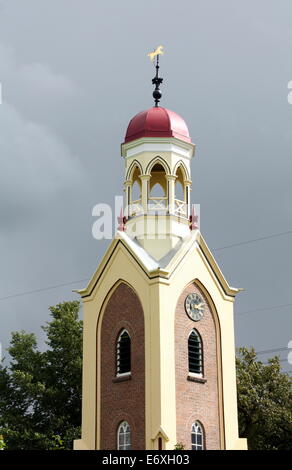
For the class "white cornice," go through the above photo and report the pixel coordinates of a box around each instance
[121,137,195,159]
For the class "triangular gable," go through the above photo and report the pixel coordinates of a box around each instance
[151,426,170,442]
[77,230,240,299]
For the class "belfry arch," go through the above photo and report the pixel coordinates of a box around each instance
[148,162,168,214]
[174,163,189,217]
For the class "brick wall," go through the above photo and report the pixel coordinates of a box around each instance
[100,282,145,450]
[175,282,221,450]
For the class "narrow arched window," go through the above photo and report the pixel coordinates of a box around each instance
[188,330,203,375]
[191,421,204,450]
[117,329,131,375]
[117,421,131,450]
[148,163,167,213]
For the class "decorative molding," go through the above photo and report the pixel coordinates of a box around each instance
[151,426,170,442]
[121,137,195,159]
[187,375,207,384]
[145,155,171,175]
[112,374,132,383]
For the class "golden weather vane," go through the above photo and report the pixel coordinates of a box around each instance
[147,45,164,62]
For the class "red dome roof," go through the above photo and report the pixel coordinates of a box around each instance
[124,107,191,144]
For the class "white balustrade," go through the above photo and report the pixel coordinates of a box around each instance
[148,197,168,213]
[130,199,143,216]
[128,197,187,217]
[174,199,187,217]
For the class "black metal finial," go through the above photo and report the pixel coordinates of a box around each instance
[147,46,164,106]
[152,54,163,107]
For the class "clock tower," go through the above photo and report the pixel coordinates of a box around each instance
[74,59,247,450]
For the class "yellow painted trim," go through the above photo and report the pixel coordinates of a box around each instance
[126,159,143,181]
[173,160,190,180]
[193,279,225,449]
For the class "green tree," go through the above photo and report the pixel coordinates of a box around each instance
[236,347,292,450]
[0,301,82,450]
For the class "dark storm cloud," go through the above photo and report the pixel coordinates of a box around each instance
[0,43,84,228]
[0,0,291,368]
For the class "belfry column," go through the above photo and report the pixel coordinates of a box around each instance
[124,180,131,217]
[140,175,150,214]
[167,175,176,214]
[184,180,192,218]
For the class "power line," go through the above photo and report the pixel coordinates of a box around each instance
[262,358,288,365]
[255,347,288,356]
[235,303,292,316]
[236,348,292,369]
[213,229,292,251]
[0,228,291,302]
[0,279,89,301]
[237,346,288,356]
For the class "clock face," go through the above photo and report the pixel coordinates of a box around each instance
[185,293,205,321]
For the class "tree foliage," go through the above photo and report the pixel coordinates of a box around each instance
[236,347,292,450]
[0,301,82,450]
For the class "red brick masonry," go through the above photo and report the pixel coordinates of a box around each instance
[100,282,145,450]
[175,282,221,449]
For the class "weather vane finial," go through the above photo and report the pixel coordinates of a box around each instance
[147,45,164,107]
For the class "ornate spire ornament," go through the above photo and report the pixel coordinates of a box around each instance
[189,204,199,231]
[117,207,126,231]
[147,45,164,107]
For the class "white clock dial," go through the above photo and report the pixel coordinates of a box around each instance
[185,293,205,321]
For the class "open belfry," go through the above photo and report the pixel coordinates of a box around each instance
[74,48,247,451]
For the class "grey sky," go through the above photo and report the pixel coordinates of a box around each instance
[0,0,291,371]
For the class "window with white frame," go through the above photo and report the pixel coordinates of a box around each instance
[117,421,131,450]
[191,421,204,450]
[116,329,131,375]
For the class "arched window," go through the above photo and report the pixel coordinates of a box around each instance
[128,165,142,216]
[188,330,203,375]
[174,164,188,217]
[191,421,204,450]
[148,163,167,213]
[117,421,131,450]
[175,165,185,200]
[117,329,131,375]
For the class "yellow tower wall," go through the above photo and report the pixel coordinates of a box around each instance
[74,232,247,450]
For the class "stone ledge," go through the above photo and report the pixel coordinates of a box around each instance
[187,375,207,384]
[112,374,132,383]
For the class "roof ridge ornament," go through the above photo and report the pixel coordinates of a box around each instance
[147,45,164,107]
[190,204,199,231]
